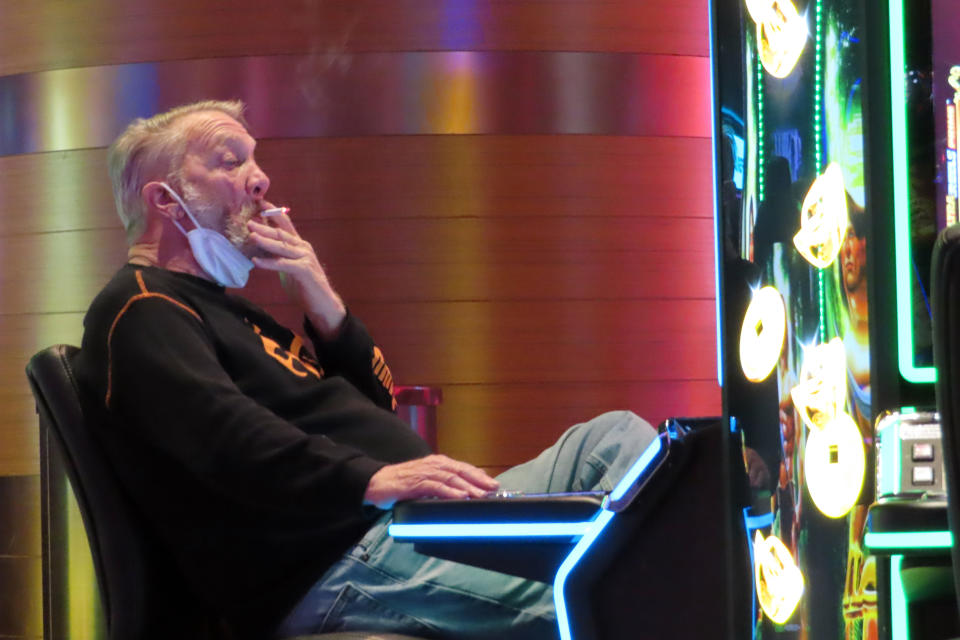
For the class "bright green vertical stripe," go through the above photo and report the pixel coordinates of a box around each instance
[889,0,937,383]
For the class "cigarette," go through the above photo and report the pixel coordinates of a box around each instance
[261,207,289,217]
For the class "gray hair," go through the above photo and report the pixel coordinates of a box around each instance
[107,99,249,243]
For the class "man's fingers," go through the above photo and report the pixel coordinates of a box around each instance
[413,480,473,501]
[248,232,301,258]
[454,462,499,492]
[434,456,499,492]
[251,255,296,273]
[363,456,500,508]
[421,455,498,494]
[248,220,302,248]
[267,209,300,236]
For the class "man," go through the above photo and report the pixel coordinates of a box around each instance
[75,100,656,639]
[838,204,870,434]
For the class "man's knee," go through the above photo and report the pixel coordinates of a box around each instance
[568,411,657,492]
[582,410,656,443]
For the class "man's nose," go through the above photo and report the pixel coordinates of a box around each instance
[248,163,270,199]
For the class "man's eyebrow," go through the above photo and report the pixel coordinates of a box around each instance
[210,131,255,151]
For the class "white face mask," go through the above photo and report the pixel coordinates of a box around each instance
[160,183,254,288]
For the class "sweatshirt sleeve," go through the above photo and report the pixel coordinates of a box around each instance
[304,311,398,412]
[105,295,386,516]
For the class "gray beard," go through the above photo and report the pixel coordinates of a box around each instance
[181,184,268,259]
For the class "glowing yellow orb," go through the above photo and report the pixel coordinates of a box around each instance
[754,531,805,624]
[790,337,847,432]
[745,0,808,78]
[794,163,849,269]
[739,286,787,382]
[804,412,865,518]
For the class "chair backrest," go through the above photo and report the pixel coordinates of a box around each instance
[932,224,960,608]
[25,344,214,640]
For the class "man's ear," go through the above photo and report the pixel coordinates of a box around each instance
[142,181,182,221]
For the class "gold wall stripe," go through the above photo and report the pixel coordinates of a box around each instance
[0,51,710,156]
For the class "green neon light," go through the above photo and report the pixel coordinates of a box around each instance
[891,555,908,640]
[876,417,902,495]
[757,49,765,202]
[815,0,826,343]
[892,421,902,494]
[815,1,823,173]
[863,530,954,549]
[889,0,937,383]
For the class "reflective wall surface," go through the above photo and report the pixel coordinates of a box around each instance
[0,2,715,638]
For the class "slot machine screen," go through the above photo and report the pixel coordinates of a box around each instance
[710,0,875,637]
[936,0,960,233]
[932,0,960,235]
[890,0,960,388]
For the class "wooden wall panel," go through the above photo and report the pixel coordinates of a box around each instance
[259,136,715,223]
[0,1,709,77]
[438,380,721,468]
[0,136,713,237]
[259,299,718,382]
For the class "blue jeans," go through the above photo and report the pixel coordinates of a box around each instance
[274,410,657,639]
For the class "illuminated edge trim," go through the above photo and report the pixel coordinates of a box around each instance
[744,510,775,530]
[387,521,595,538]
[815,0,827,343]
[889,0,937,383]
[743,507,773,637]
[553,510,615,640]
[709,0,724,387]
[863,530,954,549]
[387,434,665,640]
[891,555,908,640]
[554,435,664,640]
[608,435,664,502]
[876,416,902,495]
[757,38,766,202]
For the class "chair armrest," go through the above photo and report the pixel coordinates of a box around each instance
[390,493,607,582]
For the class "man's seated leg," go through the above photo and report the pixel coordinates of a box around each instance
[495,410,657,495]
[274,411,657,640]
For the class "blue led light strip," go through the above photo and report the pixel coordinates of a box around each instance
[608,436,664,502]
[388,434,666,640]
[553,510,615,640]
[555,435,664,640]
[742,508,766,640]
[744,511,774,530]
[709,0,724,387]
[388,521,596,539]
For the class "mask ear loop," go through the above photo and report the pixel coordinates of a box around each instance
[159,182,203,237]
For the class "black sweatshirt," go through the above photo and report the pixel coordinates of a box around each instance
[75,264,432,638]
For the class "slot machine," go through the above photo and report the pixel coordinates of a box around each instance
[710,0,960,638]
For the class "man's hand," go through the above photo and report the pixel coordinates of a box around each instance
[363,455,500,509]
[247,212,346,338]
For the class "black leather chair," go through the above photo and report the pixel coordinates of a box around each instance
[26,344,426,640]
[932,223,960,615]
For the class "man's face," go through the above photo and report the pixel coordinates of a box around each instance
[840,227,866,293]
[174,111,271,253]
